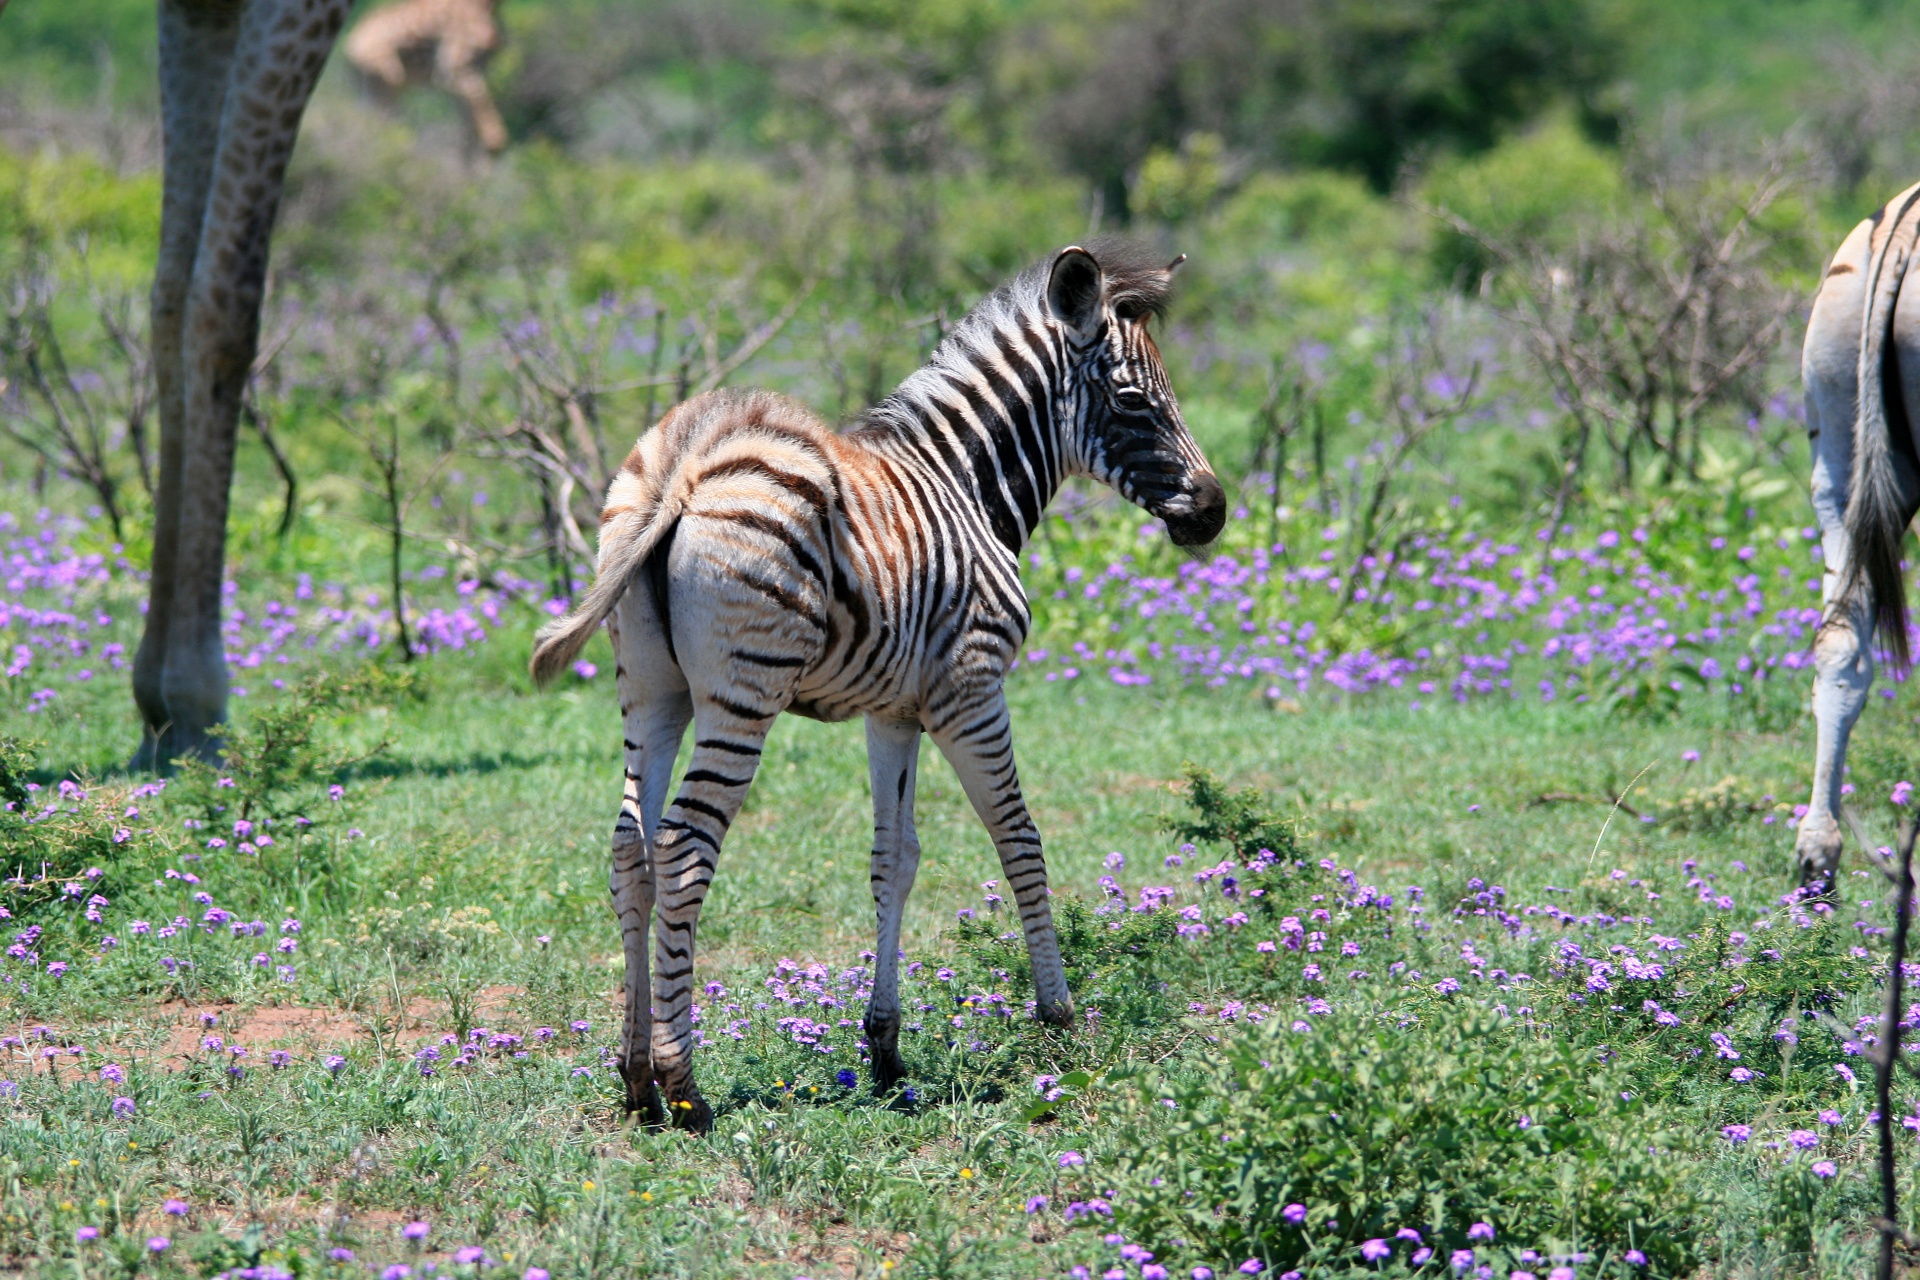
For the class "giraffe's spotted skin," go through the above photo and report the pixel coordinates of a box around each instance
[134,0,350,771]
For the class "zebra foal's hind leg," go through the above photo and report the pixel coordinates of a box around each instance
[928,686,1073,1027]
[862,715,923,1092]
[608,605,691,1125]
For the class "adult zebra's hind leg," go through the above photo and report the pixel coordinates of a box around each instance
[929,687,1073,1027]
[862,716,922,1092]
[1798,218,1906,887]
[608,608,691,1124]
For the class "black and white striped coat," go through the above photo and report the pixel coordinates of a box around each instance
[532,241,1225,1129]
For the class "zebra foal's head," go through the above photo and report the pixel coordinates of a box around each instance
[1047,240,1226,547]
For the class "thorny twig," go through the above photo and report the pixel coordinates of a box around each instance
[1877,810,1918,1280]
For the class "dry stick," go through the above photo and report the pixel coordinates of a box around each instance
[242,395,298,539]
[1586,760,1659,871]
[1879,810,1920,1280]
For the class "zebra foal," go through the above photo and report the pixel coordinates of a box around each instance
[531,240,1225,1130]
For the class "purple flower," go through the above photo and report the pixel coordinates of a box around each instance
[147,1237,170,1252]
[111,1096,135,1117]
[1281,1202,1306,1225]
[1192,1270,1214,1280]
[1058,1151,1085,1167]
[1143,1268,1168,1280]
[1788,1129,1818,1150]
[1360,1239,1391,1261]
[384,1267,412,1280]
[330,1249,356,1261]
[1624,1250,1647,1266]
[836,1068,857,1088]
[1724,1124,1752,1144]
[402,1221,430,1241]
[74,1227,99,1242]
[524,1271,550,1280]
[1895,781,1914,807]
[1813,1160,1838,1178]
[1238,1262,1264,1276]
[1466,1222,1494,1243]
[1025,1195,1048,1213]
[163,1198,188,1216]
[454,1247,487,1264]
[1449,1251,1474,1272]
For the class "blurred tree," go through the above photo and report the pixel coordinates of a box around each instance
[1038,0,1622,211]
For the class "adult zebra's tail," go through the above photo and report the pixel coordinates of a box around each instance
[1842,183,1920,670]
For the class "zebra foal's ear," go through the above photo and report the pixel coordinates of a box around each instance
[1047,246,1104,336]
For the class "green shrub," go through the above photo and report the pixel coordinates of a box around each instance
[1163,764,1301,865]
[167,666,413,826]
[1095,1004,1704,1277]
[0,738,176,912]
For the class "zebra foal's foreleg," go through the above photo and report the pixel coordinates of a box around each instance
[929,687,1073,1027]
[862,715,923,1092]
[608,610,691,1124]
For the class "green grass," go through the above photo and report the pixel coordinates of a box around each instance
[2,581,1910,1277]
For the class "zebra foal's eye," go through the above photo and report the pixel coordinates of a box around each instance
[1114,387,1150,410]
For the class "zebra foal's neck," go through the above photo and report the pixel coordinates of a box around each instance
[858,284,1070,554]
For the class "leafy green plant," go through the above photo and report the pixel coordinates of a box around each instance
[1163,764,1301,864]
[168,666,414,825]
[1096,1005,1705,1277]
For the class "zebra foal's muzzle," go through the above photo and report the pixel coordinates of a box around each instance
[1156,472,1227,547]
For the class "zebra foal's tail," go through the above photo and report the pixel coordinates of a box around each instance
[528,405,705,688]
[1842,184,1920,671]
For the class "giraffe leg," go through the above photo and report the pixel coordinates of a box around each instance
[607,607,689,1125]
[648,694,783,1132]
[149,0,351,766]
[928,687,1073,1027]
[862,716,922,1092]
[135,0,243,771]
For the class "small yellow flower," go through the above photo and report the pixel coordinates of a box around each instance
[57,1200,74,1212]
[959,1167,974,1179]
[808,1085,818,1094]
[67,1159,78,1167]
[93,1198,107,1209]
[774,1079,785,1089]
[582,1180,596,1192]
[641,1191,653,1201]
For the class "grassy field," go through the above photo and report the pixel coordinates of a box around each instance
[0,499,1911,1280]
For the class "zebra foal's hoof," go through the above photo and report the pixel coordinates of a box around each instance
[667,1094,713,1134]
[870,1053,908,1094]
[1035,1002,1075,1029]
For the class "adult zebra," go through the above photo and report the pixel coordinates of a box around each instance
[1800,182,1920,885]
[531,241,1226,1129]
